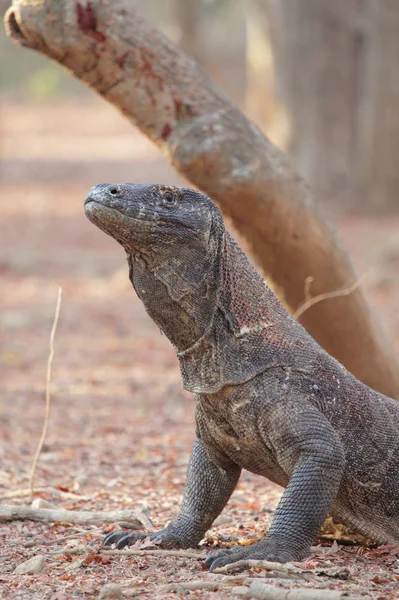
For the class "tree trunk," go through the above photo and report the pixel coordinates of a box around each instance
[265,0,399,214]
[4,0,399,398]
[264,0,359,210]
[245,3,273,131]
[356,0,399,212]
[174,0,202,64]
[245,0,287,151]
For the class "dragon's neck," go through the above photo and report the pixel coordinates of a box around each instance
[128,233,299,395]
[177,233,302,394]
[128,254,215,352]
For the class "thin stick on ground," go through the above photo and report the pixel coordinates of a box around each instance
[0,505,154,530]
[0,487,90,501]
[233,580,363,600]
[212,559,309,576]
[161,581,225,593]
[29,286,62,500]
[294,274,368,321]
[102,548,206,559]
[103,545,329,560]
[161,572,303,592]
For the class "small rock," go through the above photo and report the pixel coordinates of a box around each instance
[73,474,88,490]
[31,498,58,510]
[98,583,123,600]
[14,555,46,575]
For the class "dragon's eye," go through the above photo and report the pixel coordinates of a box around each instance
[161,190,177,207]
[164,191,174,203]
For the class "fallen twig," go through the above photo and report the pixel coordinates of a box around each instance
[162,575,361,598]
[213,559,308,576]
[105,546,333,564]
[102,548,206,559]
[160,576,259,593]
[161,580,223,592]
[0,505,153,530]
[45,528,101,546]
[232,579,362,599]
[212,557,353,580]
[30,286,62,499]
[0,488,91,501]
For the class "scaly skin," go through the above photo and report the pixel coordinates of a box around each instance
[85,183,399,571]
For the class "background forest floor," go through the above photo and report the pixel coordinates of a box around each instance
[1,100,399,599]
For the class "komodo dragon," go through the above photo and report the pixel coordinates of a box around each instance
[84,182,399,571]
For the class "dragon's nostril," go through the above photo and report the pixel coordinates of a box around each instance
[109,185,121,196]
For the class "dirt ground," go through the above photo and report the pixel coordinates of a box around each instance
[1,100,399,599]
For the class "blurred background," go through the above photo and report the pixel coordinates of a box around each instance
[1,0,398,345]
[3,0,399,213]
[1,0,399,445]
[0,0,398,561]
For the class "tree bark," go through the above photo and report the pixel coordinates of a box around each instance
[356,0,399,212]
[264,0,399,214]
[263,0,359,210]
[174,0,202,64]
[4,0,399,398]
[245,0,285,144]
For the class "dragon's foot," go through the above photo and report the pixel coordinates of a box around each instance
[204,538,308,571]
[104,522,200,550]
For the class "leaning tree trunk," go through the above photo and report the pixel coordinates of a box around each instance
[4,0,399,398]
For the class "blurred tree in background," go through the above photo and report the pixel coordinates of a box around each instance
[250,0,399,214]
[2,0,399,214]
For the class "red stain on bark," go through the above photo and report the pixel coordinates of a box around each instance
[93,31,106,42]
[161,124,172,140]
[174,97,182,118]
[135,48,166,105]
[76,2,106,42]
[76,1,96,31]
[117,51,129,69]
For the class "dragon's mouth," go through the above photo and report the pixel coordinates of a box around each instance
[84,197,163,227]
[84,196,112,210]
[84,197,124,217]
[84,200,158,244]
[84,200,113,226]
